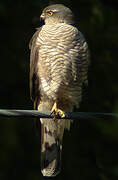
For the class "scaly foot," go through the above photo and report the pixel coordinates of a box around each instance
[51,102,65,118]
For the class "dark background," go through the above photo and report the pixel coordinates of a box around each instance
[0,0,118,179]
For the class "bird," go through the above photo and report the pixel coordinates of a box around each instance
[29,4,89,177]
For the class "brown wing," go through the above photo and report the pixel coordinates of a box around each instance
[77,31,90,86]
[29,28,42,108]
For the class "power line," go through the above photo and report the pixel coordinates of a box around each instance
[0,109,118,120]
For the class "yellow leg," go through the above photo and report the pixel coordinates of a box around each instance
[51,102,65,118]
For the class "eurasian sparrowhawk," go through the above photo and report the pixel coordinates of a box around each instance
[29,4,89,177]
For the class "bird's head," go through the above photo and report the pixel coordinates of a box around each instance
[40,4,75,25]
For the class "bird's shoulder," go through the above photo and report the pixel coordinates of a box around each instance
[29,27,42,49]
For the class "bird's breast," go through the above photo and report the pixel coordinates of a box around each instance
[36,24,80,100]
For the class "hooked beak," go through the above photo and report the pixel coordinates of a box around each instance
[40,12,45,21]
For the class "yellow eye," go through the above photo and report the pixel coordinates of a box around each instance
[47,11,53,16]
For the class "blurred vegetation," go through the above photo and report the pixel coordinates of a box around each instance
[0,0,118,179]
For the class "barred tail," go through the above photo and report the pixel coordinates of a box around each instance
[41,122,62,177]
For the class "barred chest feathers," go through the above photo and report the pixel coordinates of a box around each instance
[36,23,83,103]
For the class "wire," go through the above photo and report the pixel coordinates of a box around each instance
[0,109,118,120]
